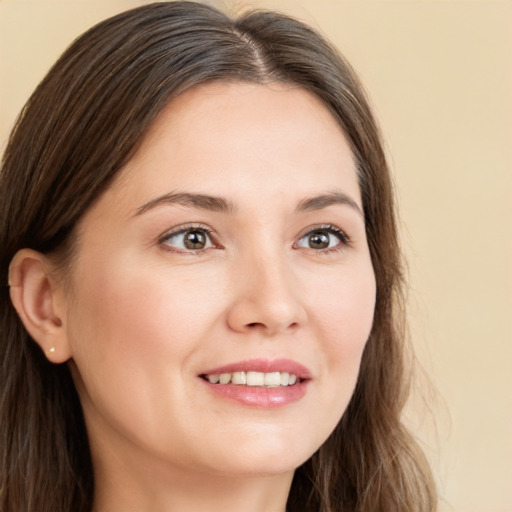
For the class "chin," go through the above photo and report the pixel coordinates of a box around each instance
[210,459,301,479]
[199,434,317,478]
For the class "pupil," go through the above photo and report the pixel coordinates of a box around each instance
[184,230,206,249]
[309,231,329,249]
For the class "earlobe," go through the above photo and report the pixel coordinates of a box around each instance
[8,249,72,363]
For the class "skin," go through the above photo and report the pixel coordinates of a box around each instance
[11,82,376,512]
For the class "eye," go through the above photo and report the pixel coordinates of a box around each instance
[295,225,349,251]
[160,226,216,252]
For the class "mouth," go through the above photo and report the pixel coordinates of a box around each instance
[200,371,300,387]
[198,359,311,408]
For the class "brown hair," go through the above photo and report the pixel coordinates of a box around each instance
[0,2,436,511]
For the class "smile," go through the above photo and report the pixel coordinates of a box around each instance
[199,359,311,407]
[202,371,298,387]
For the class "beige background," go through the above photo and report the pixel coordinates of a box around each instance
[1,1,511,511]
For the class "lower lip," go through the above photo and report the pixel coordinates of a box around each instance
[199,379,309,408]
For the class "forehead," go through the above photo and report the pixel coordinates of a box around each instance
[106,81,361,215]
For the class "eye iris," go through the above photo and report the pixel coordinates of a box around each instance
[309,231,330,249]
[184,230,207,250]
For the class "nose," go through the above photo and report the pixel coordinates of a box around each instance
[226,253,307,337]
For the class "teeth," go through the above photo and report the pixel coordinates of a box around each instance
[219,373,231,384]
[247,371,265,386]
[205,371,299,387]
[231,372,246,385]
[264,372,281,387]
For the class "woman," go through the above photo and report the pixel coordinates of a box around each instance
[0,2,437,511]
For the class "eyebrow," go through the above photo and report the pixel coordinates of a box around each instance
[134,190,363,217]
[134,192,236,216]
[296,191,363,217]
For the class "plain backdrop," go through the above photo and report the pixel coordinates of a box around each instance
[1,1,511,511]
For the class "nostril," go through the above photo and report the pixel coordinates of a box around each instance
[247,322,264,329]
[245,321,298,332]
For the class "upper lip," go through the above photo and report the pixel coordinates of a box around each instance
[200,358,312,379]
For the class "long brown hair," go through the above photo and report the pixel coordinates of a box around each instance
[0,2,436,511]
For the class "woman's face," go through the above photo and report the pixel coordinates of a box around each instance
[62,82,376,479]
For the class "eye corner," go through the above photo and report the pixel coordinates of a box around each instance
[158,224,222,254]
[294,224,351,253]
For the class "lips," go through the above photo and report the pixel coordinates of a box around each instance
[200,358,311,378]
[198,358,311,408]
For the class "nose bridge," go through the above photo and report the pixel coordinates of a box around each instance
[227,242,306,335]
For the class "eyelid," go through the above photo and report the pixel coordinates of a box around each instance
[294,224,351,251]
[157,222,350,254]
[158,223,221,252]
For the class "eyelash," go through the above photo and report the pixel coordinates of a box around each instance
[294,224,350,253]
[159,223,350,254]
[159,224,221,254]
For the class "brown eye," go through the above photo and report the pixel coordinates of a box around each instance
[183,230,207,250]
[296,226,348,251]
[308,231,330,249]
[161,227,215,252]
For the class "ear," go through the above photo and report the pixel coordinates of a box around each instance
[8,249,72,363]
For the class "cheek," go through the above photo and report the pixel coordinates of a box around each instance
[64,261,224,443]
[313,263,376,353]
[68,258,217,358]
[308,262,376,405]
[65,257,233,431]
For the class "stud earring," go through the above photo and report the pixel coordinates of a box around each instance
[47,346,56,355]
